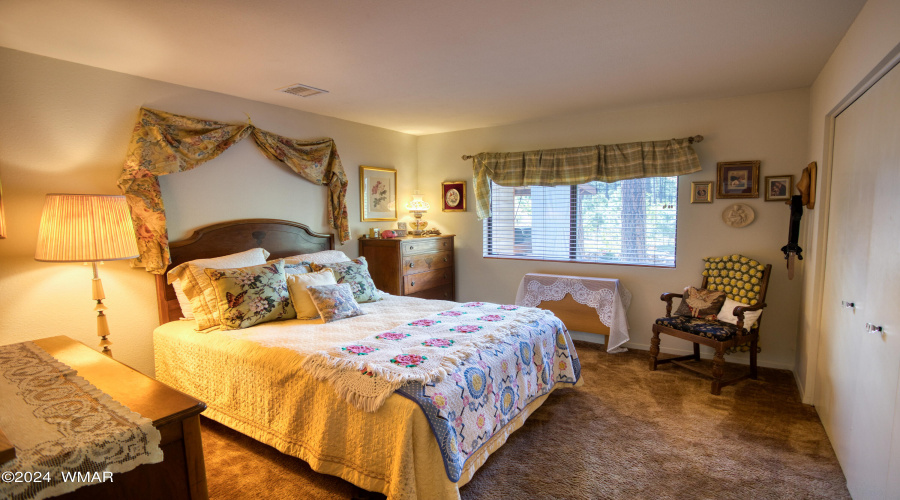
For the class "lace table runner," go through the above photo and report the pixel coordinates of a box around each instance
[0,342,163,500]
[515,273,632,353]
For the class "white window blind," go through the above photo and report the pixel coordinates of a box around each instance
[483,177,678,267]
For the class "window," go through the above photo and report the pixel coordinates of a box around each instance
[483,177,677,267]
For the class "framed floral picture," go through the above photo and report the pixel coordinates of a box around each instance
[360,166,397,221]
[441,181,466,212]
[764,175,793,201]
[717,161,760,199]
[690,181,714,203]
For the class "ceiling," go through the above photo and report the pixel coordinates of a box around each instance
[0,0,865,135]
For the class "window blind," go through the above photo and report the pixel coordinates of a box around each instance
[483,177,677,267]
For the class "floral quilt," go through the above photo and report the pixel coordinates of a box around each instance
[302,301,581,482]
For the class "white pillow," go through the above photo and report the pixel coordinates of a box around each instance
[172,279,194,319]
[166,248,271,328]
[717,298,763,331]
[283,250,350,266]
[286,268,337,319]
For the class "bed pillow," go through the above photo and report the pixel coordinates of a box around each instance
[167,248,271,327]
[674,286,727,319]
[282,261,312,275]
[306,283,364,323]
[310,257,382,303]
[717,298,764,331]
[171,279,195,320]
[283,250,350,266]
[286,268,337,319]
[205,260,295,330]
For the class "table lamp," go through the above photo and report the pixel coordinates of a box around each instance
[406,194,430,235]
[35,194,139,356]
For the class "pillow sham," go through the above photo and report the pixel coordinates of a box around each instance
[283,250,350,266]
[283,261,312,275]
[310,257,382,303]
[172,279,194,320]
[166,248,271,327]
[306,283,364,323]
[716,297,764,331]
[205,260,295,330]
[674,286,727,319]
[286,268,337,319]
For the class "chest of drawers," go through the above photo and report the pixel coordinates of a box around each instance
[359,235,455,301]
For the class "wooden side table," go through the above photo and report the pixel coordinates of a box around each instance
[10,336,208,500]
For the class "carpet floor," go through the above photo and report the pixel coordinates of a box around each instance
[200,341,849,499]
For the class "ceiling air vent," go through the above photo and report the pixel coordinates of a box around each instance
[279,83,329,97]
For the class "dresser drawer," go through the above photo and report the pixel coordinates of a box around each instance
[401,238,452,255]
[404,268,453,294]
[408,284,454,301]
[402,250,452,275]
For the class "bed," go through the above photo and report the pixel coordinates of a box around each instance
[152,219,582,499]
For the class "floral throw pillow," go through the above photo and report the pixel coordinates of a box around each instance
[205,260,296,330]
[310,257,382,303]
[674,286,727,320]
[306,283,365,323]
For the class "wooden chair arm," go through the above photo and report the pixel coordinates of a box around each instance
[660,292,683,317]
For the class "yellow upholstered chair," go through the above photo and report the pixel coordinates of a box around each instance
[649,254,772,395]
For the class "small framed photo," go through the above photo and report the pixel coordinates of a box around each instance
[690,181,714,203]
[764,175,793,201]
[717,161,760,199]
[441,181,466,212]
[360,166,397,221]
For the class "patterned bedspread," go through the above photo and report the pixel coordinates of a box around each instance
[305,301,581,482]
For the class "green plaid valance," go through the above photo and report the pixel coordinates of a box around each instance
[471,137,701,219]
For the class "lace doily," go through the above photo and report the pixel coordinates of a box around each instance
[515,273,632,353]
[0,342,163,500]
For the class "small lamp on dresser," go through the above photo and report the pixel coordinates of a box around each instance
[406,194,430,235]
[34,194,139,357]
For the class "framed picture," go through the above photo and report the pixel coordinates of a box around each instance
[764,175,793,201]
[360,166,397,221]
[717,161,760,199]
[690,181,714,203]
[441,181,466,212]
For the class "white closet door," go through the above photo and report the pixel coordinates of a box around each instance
[821,60,900,499]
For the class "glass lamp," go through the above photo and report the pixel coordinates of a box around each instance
[405,194,430,235]
[35,194,139,356]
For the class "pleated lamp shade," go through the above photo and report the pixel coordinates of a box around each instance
[35,194,139,262]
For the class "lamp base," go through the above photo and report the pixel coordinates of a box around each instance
[410,220,428,235]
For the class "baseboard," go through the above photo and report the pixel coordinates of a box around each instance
[570,333,795,372]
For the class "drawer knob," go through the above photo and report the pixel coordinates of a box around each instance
[443,257,448,262]
[443,273,448,279]
[410,281,416,287]
[409,262,415,268]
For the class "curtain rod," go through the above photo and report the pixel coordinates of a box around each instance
[460,134,704,160]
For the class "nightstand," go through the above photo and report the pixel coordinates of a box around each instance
[360,235,455,300]
[23,336,208,500]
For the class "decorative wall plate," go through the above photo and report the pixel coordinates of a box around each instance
[722,203,755,228]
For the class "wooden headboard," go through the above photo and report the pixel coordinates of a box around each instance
[155,218,334,324]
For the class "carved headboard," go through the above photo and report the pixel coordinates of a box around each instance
[155,219,334,324]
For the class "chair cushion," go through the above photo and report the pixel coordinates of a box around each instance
[655,316,741,342]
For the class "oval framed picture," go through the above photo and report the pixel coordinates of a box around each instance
[441,181,466,212]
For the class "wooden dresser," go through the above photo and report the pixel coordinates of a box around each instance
[8,336,209,500]
[360,235,455,301]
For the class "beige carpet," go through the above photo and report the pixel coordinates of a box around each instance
[201,341,849,499]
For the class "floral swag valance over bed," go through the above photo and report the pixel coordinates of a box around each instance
[117,108,349,274]
[471,137,702,219]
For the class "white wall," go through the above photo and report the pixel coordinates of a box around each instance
[418,89,809,370]
[0,47,418,375]
[796,0,900,403]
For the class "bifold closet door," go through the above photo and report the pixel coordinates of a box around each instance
[819,60,900,499]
